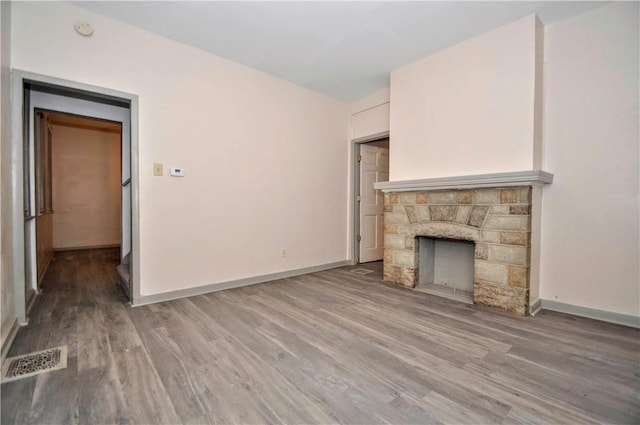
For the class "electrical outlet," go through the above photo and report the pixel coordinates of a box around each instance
[153,163,163,176]
[281,249,286,257]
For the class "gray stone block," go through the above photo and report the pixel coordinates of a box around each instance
[474,260,508,284]
[385,234,406,249]
[416,206,430,222]
[480,231,501,243]
[510,205,531,215]
[429,206,456,222]
[474,281,528,316]
[488,245,529,266]
[474,243,488,260]
[490,205,510,214]
[484,215,530,231]
[474,189,500,204]
[394,249,417,267]
[500,232,529,246]
[429,191,458,204]
[385,212,409,225]
[455,206,472,224]
[468,206,489,227]
[398,192,417,204]
[404,205,419,224]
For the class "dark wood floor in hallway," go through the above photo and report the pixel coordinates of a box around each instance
[1,248,639,424]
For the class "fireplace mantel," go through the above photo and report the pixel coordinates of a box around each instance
[374,170,553,193]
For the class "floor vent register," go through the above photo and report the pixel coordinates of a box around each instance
[349,268,374,276]
[1,346,68,383]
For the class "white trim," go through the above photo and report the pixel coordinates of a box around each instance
[374,170,554,193]
[1,319,21,362]
[541,299,640,329]
[133,260,349,306]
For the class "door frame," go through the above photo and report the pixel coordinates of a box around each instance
[9,70,141,323]
[350,131,389,265]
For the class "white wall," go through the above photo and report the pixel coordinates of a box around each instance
[540,2,639,317]
[11,1,349,296]
[51,125,121,250]
[0,0,15,352]
[389,15,538,181]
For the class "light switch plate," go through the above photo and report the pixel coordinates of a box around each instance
[153,163,163,176]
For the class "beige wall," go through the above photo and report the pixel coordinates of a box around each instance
[51,125,122,250]
[390,15,539,181]
[540,2,639,317]
[11,1,349,296]
[0,0,15,352]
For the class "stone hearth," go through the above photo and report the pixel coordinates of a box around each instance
[383,187,532,315]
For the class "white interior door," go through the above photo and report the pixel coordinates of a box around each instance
[359,144,389,263]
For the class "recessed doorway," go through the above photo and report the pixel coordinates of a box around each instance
[353,137,389,264]
[10,71,139,324]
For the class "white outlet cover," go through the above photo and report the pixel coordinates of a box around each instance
[74,20,94,36]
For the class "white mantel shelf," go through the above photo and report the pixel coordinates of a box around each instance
[374,170,554,193]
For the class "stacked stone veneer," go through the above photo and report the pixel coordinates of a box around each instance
[383,187,532,316]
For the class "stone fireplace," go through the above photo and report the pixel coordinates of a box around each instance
[375,171,552,316]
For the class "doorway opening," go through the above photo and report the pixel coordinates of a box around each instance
[32,110,123,291]
[353,137,389,264]
[11,72,139,325]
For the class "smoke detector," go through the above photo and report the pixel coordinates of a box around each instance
[74,20,94,37]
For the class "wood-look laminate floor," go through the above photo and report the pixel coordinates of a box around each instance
[1,249,639,424]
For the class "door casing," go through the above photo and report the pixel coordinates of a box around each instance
[350,131,390,265]
[9,70,140,323]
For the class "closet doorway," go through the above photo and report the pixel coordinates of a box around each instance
[353,137,389,263]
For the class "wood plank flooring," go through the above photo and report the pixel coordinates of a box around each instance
[1,249,639,424]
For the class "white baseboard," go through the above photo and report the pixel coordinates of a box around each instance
[132,260,349,307]
[541,299,640,329]
[1,319,21,362]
